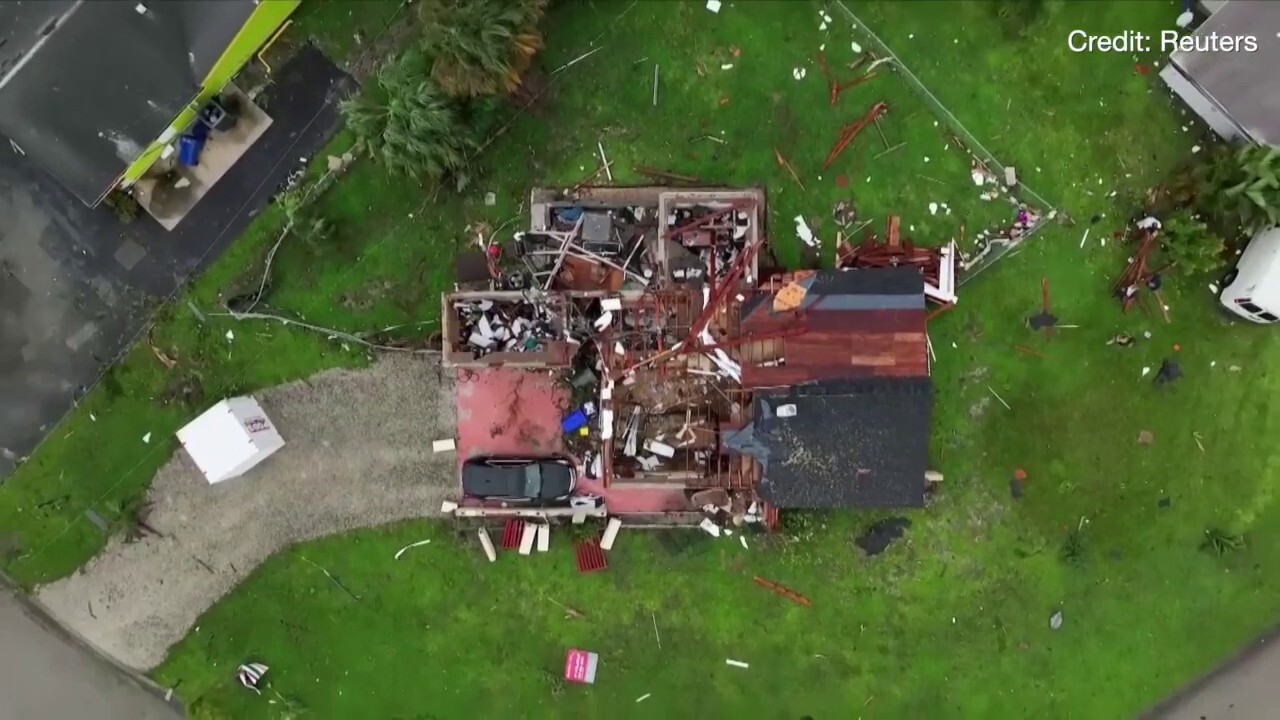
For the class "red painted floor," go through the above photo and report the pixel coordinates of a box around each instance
[454,367,696,513]
[455,368,566,460]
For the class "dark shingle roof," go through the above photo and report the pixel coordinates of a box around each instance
[747,377,933,509]
[0,0,258,205]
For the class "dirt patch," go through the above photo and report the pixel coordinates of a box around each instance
[36,354,457,671]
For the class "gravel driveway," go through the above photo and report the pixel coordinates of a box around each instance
[37,354,457,670]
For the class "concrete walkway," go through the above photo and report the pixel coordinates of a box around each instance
[0,584,179,719]
[1146,630,1280,720]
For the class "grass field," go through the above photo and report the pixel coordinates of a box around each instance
[6,0,1280,717]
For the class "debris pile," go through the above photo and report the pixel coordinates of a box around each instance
[1113,224,1171,322]
[835,215,958,306]
[515,207,657,292]
[453,296,560,358]
[664,200,757,286]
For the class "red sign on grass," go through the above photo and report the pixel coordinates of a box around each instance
[564,649,599,684]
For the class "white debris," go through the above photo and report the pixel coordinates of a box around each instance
[1004,166,1018,186]
[636,694,652,703]
[1079,228,1090,249]
[792,67,807,80]
[142,432,152,444]
[1192,145,1202,154]
[1209,283,1219,294]
[793,215,819,247]
[726,659,750,669]
[923,156,931,163]
[819,21,828,30]
[971,169,986,186]
[699,518,722,537]
[431,438,456,453]
[776,403,797,418]
[1137,216,1162,230]
[721,63,734,70]
[851,41,862,53]
[929,202,939,215]
[1142,366,1151,377]
[705,0,721,12]
[739,535,749,549]
[1176,10,1194,28]
[225,330,235,342]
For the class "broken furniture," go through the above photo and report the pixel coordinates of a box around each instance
[176,396,285,484]
[442,290,573,367]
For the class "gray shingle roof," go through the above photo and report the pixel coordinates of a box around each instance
[741,377,933,509]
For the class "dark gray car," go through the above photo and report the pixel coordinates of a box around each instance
[461,456,577,504]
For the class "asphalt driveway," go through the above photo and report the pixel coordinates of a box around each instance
[0,45,352,478]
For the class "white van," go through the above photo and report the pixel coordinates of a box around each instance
[1220,227,1280,323]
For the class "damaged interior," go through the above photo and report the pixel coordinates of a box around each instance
[448,186,950,531]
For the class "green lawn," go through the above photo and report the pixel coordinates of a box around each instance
[6,0,1280,717]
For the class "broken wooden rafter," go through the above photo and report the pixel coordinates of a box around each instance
[753,576,811,607]
[634,166,701,185]
[773,148,805,190]
[822,102,890,172]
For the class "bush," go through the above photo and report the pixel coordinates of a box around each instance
[419,0,549,97]
[1193,144,1280,238]
[340,51,479,189]
[1159,208,1226,275]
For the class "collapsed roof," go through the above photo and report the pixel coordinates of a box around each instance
[0,0,259,205]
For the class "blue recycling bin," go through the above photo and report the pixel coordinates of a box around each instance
[177,134,206,167]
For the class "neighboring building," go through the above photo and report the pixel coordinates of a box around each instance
[0,0,299,211]
[1161,0,1280,147]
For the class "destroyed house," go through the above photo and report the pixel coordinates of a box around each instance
[445,186,939,528]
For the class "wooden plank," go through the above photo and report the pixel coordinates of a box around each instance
[886,216,901,248]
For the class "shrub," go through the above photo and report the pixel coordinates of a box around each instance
[419,0,549,97]
[1159,208,1226,275]
[1194,144,1280,238]
[340,51,479,188]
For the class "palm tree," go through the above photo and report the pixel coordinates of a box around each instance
[340,51,479,188]
[419,0,550,98]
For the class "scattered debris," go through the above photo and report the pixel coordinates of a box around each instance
[600,517,623,551]
[393,538,432,560]
[547,596,585,619]
[855,517,911,556]
[1137,430,1154,446]
[431,438,456,453]
[1049,610,1064,631]
[774,148,806,190]
[725,659,750,669]
[794,215,820,248]
[477,527,497,562]
[705,0,721,13]
[652,612,662,649]
[237,662,269,694]
[564,649,601,684]
[300,555,361,601]
[636,693,652,703]
[753,576,812,606]
[1028,278,1058,332]
[1193,431,1206,452]
[822,101,889,170]
[142,432,152,444]
[987,386,1012,411]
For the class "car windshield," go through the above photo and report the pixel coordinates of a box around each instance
[523,464,542,498]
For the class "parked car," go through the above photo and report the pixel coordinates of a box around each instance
[1220,227,1280,323]
[461,456,577,504]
